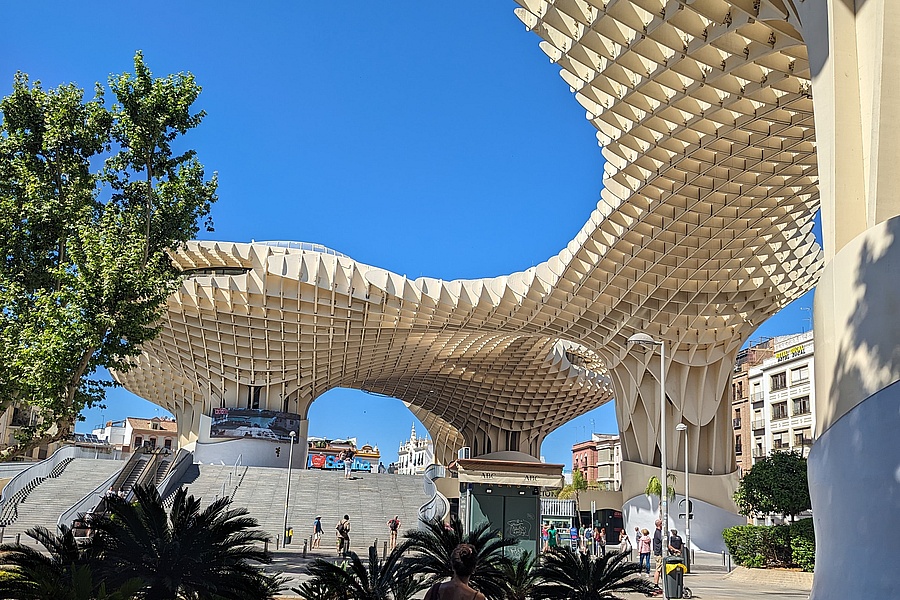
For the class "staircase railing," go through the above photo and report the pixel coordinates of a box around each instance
[109,448,151,492]
[418,463,450,529]
[156,449,194,506]
[219,454,243,501]
[0,446,81,527]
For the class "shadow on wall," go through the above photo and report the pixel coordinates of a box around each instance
[622,493,743,554]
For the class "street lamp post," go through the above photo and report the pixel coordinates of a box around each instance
[676,422,690,572]
[627,333,668,563]
[284,430,296,544]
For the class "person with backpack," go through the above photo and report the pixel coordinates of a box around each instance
[387,515,401,549]
[336,514,351,556]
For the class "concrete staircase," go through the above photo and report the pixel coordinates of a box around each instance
[181,466,428,550]
[0,458,123,544]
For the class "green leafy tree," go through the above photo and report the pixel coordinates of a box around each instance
[0,52,216,460]
[295,545,418,600]
[734,450,810,521]
[398,517,517,600]
[532,547,655,600]
[86,484,282,600]
[558,470,589,527]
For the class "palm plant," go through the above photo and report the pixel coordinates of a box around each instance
[294,545,417,600]
[500,551,541,600]
[398,517,517,600]
[645,474,676,520]
[558,470,589,527]
[86,483,283,600]
[533,547,656,600]
[0,524,141,600]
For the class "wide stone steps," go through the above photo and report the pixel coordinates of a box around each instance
[1,458,123,544]
[180,466,428,550]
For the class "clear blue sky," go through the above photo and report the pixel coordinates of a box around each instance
[1,2,817,468]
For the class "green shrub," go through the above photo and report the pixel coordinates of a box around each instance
[723,524,792,569]
[790,518,815,572]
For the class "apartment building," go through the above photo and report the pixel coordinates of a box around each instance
[731,339,775,474]
[745,331,816,463]
[572,433,622,491]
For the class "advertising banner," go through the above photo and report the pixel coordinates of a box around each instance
[210,408,301,442]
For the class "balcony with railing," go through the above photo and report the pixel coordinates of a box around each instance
[751,419,766,431]
[732,418,742,429]
[752,447,766,458]
[751,392,765,403]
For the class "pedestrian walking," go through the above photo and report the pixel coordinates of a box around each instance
[336,514,351,556]
[313,515,323,549]
[547,523,559,551]
[343,447,355,479]
[388,515,401,549]
[598,526,607,556]
[582,525,593,555]
[619,528,633,561]
[638,528,652,574]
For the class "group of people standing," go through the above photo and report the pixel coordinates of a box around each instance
[541,523,608,555]
[336,447,356,479]
[632,520,684,591]
[309,513,402,556]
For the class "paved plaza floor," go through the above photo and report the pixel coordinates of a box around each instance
[270,547,813,599]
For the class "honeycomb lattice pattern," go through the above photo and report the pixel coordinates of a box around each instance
[115,0,821,473]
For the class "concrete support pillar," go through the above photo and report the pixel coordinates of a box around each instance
[295,418,310,470]
[808,216,900,599]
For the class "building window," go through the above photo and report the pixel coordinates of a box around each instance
[790,366,809,384]
[134,436,143,448]
[735,435,742,455]
[794,428,813,447]
[164,438,173,450]
[772,401,788,420]
[773,431,789,449]
[793,396,811,415]
[771,372,787,391]
[149,437,157,448]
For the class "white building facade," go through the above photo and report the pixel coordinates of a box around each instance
[747,331,816,465]
[396,424,434,475]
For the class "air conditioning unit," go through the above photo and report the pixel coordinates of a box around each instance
[458,447,471,460]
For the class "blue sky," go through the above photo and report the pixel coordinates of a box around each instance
[2,2,816,468]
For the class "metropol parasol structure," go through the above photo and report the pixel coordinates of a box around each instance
[116,2,899,597]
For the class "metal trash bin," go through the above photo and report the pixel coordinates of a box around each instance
[664,555,685,598]
[285,527,293,544]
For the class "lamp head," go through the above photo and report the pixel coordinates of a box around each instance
[675,423,687,432]
[627,332,661,349]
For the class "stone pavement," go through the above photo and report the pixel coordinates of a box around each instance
[269,547,814,599]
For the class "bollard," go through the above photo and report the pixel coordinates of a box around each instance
[16,533,20,544]
[303,539,308,558]
[276,534,281,550]
[383,540,388,557]
[726,553,732,572]
[0,527,4,544]
[722,550,726,566]
[264,538,269,553]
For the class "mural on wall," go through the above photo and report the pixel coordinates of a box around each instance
[210,408,301,442]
